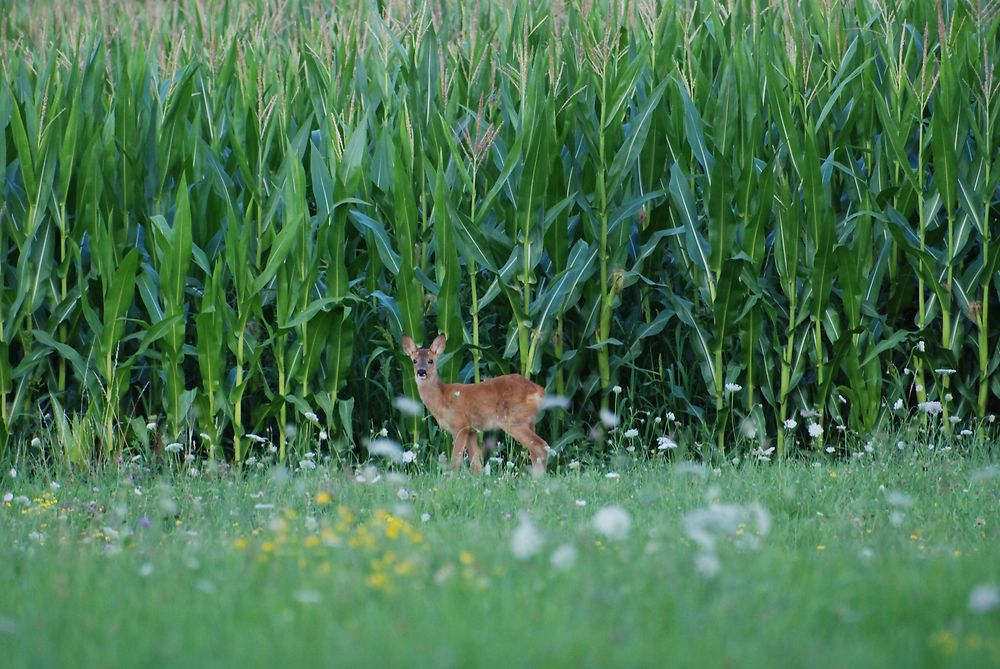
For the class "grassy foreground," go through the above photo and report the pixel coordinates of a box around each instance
[1,445,998,668]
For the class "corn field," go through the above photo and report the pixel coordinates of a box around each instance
[0,0,998,467]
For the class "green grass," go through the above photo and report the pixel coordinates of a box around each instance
[1,438,998,668]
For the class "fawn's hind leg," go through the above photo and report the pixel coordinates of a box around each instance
[507,425,549,474]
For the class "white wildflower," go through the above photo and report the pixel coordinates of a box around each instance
[724,383,742,393]
[145,421,157,431]
[402,450,417,464]
[599,408,619,428]
[784,419,798,429]
[605,472,621,479]
[299,460,317,471]
[917,401,943,415]
[246,433,268,444]
[825,446,835,454]
[892,399,904,411]
[30,437,41,448]
[935,368,956,376]
[666,411,676,422]
[511,515,544,560]
[304,411,320,423]
[8,468,16,479]
[948,416,961,424]
[807,423,823,439]
[575,499,587,507]
[917,340,925,352]
[960,429,973,437]
[2,492,12,503]
[368,438,403,463]
[592,506,632,541]
[50,481,61,490]
[319,430,328,441]
[968,584,1000,615]
[694,552,721,578]
[420,513,431,523]
[611,385,623,395]
[549,544,578,570]
[657,436,678,450]
[568,460,581,470]
[754,446,775,462]
[393,396,423,416]
[624,428,639,438]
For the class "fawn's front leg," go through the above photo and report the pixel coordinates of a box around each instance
[451,427,473,470]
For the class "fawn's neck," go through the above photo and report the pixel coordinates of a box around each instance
[416,373,452,419]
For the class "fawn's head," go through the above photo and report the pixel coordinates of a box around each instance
[401,334,446,383]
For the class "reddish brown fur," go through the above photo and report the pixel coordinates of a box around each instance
[401,334,548,473]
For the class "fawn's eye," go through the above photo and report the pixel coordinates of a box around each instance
[428,359,434,365]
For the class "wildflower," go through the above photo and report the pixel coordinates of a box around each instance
[9,468,16,479]
[368,438,403,463]
[146,421,158,431]
[138,517,151,527]
[944,393,953,402]
[917,401,943,415]
[568,460,581,470]
[199,432,212,442]
[935,368,956,376]
[268,444,278,453]
[299,460,317,471]
[319,430,328,441]
[657,436,678,450]
[917,340,925,352]
[968,584,1000,615]
[948,416,961,424]
[165,442,184,453]
[575,499,587,507]
[724,383,742,393]
[2,492,11,504]
[784,419,797,429]
[989,415,996,423]
[624,428,639,438]
[315,491,332,505]
[825,446,835,454]
[653,416,662,424]
[420,513,431,523]
[694,552,721,578]
[893,399,904,411]
[188,468,199,477]
[511,516,544,559]
[864,441,874,453]
[807,423,823,439]
[960,429,973,437]
[30,437,41,448]
[50,481,61,490]
[550,544,578,570]
[754,446,775,462]
[295,589,323,605]
[247,433,268,444]
[396,488,410,501]
[599,408,619,428]
[605,472,621,479]
[800,409,819,419]
[402,450,417,464]
[592,506,632,541]
[666,411,676,422]
[393,396,423,416]
[611,385,622,395]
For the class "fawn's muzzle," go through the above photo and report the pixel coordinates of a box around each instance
[416,369,427,378]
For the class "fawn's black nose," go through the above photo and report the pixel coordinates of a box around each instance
[416,369,427,378]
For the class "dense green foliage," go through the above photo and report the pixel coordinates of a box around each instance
[1,0,998,466]
[1,443,998,667]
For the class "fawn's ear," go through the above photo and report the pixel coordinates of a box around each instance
[429,333,446,355]
[401,335,417,356]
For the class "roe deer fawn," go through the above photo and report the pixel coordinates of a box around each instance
[401,334,549,474]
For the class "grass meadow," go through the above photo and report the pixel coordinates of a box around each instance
[2,431,999,668]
